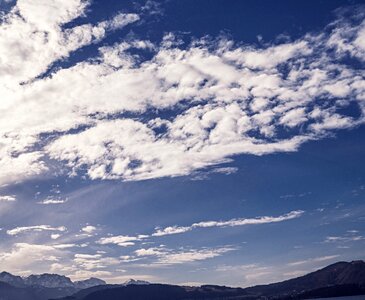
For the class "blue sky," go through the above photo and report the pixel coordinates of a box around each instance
[0,0,365,287]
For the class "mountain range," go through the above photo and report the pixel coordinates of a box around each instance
[0,273,144,300]
[0,272,106,289]
[0,260,364,300]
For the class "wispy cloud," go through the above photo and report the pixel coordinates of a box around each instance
[324,235,365,243]
[134,246,236,265]
[37,197,68,205]
[215,264,266,272]
[288,255,340,266]
[74,253,120,270]
[153,210,304,236]
[94,210,303,248]
[97,235,148,247]
[7,225,67,236]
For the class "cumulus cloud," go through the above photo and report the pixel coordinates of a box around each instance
[0,0,139,186]
[0,0,139,85]
[152,210,304,236]
[0,243,62,273]
[0,1,365,186]
[0,241,121,276]
[7,225,67,235]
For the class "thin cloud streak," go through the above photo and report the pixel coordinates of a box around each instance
[7,225,67,236]
[0,195,16,202]
[288,255,340,266]
[153,210,304,236]
[95,210,304,246]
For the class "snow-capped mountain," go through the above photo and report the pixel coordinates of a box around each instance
[0,272,25,288]
[123,278,150,286]
[25,273,74,288]
[74,277,106,289]
[0,271,106,289]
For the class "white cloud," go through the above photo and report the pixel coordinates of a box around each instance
[223,40,311,69]
[52,243,77,249]
[74,253,120,270]
[94,211,302,253]
[134,246,235,265]
[325,235,365,243]
[97,235,146,247]
[0,243,62,273]
[152,226,191,237]
[0,2,364,186]
[211,167,238,175]
[0,152,47,187]
[70,270,112,281]
[0,0,139,186]
[135,248,165,257]
[7,225,67,235]
[120,255,142,263]
[81,225,97,234]
[159,247,234,264]
[50,263,77,274]
[152,210,304,237]
[0,0,139,86]
[38,197,68,205]
[0,195,16,202]
[51,233,61,240]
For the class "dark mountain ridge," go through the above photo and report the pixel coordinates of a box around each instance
[245,260,365,297]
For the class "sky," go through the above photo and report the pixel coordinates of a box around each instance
[0,0,365,288]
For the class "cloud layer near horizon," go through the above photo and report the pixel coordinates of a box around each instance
[1,1,365,186]
[0,209,303,277]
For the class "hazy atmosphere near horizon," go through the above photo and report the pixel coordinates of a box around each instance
[0,0,365,289]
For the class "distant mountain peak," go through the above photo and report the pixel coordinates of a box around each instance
[123,278,150,285]
[74,277,106,289]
